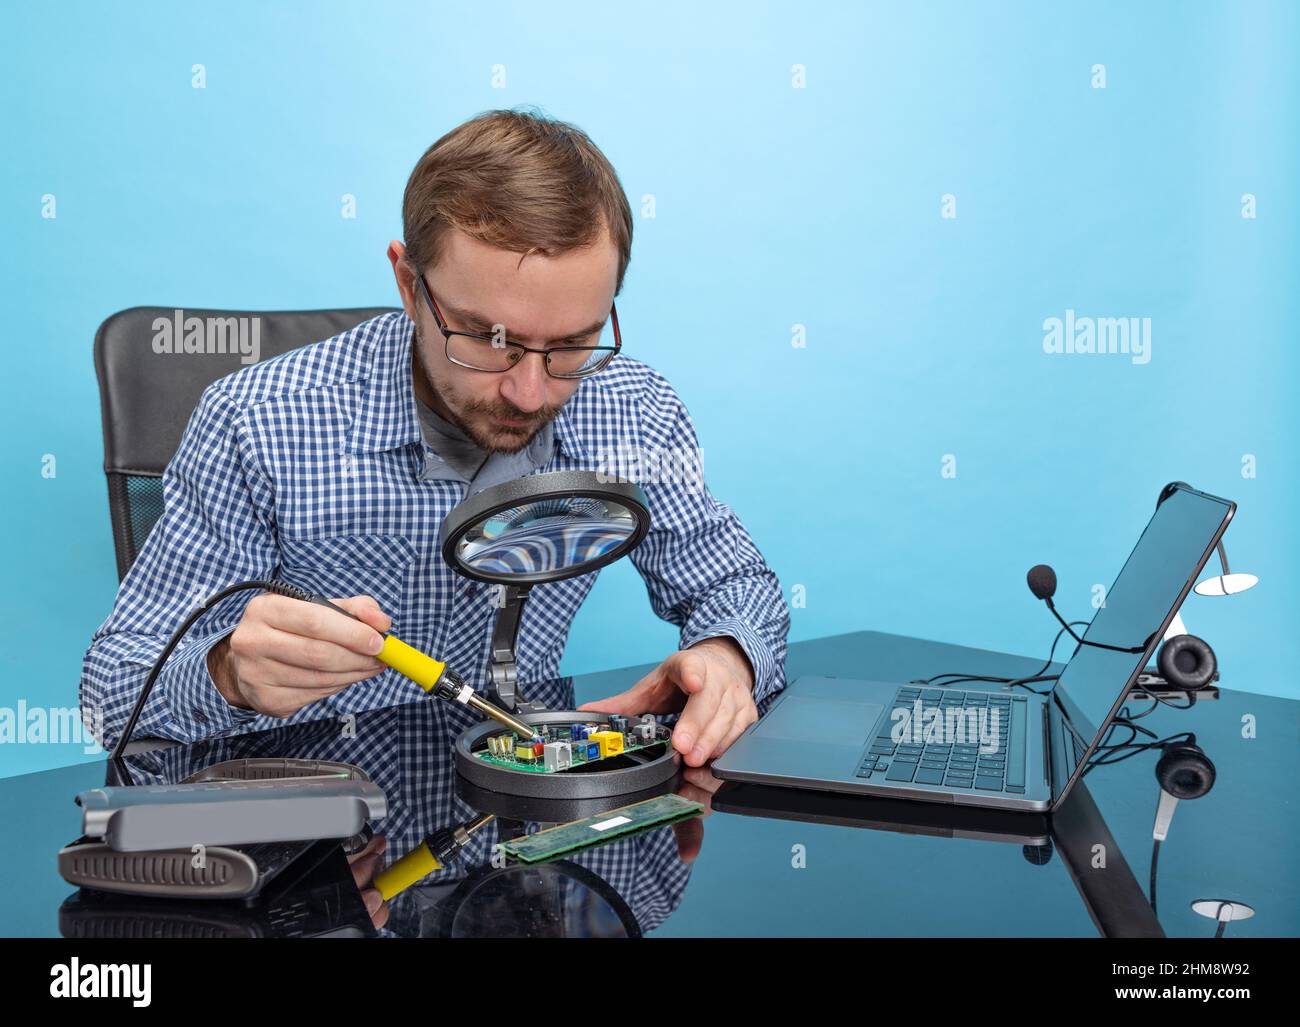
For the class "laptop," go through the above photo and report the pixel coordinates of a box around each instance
[713,482,1236,812]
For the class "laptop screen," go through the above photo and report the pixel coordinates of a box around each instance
[1051,484,1235,801]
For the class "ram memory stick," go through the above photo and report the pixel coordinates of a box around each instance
[499,794,704,864]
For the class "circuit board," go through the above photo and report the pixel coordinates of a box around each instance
[499,794,704,863]
[471,717,667,774]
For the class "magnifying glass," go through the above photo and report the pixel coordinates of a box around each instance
[440,470,680,799]
[440,469,651,711]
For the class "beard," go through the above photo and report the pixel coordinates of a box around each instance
[412,320,563,455]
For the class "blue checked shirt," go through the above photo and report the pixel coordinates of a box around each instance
[82,311,790,749]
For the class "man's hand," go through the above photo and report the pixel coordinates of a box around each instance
[347,833,390,930]
[671,763,726,863]
[207,594,392,718]
[578,636,758,767]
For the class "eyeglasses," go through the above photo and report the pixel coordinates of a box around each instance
[414,271,620,379]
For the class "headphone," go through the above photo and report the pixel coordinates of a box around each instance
[1153,733,1217,840]
[1151,481,1219,692]
[1150,733,1216,919]
[1025,559,1219,692]
[1153,633,1218,691]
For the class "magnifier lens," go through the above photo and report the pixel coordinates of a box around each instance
[458,496,639,575]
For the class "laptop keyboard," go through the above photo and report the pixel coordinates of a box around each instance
[855,686,1029,795]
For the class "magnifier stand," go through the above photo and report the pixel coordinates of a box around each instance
[457,584,680,799]
[443,470,680,800]
[487,584,546,716]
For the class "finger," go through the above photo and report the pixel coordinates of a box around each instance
[680,762,724,798]
[674,775,717,814]
[333,595,393,635]
[577,665,668,715]
[711,703,758,759]
[671,658,721,761]
[252,625,388,676]
[671,818,704,864]
[346,833,386,866]
[351,853,383,889]
[577,688,650,716]
[683,690,737,767]
[252,594,385,656]
[271,634,386,675]
[243,651,386,692]
[239,673,374,717]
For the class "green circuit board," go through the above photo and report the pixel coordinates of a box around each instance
[472,721,667,774]
[499,794,704,863]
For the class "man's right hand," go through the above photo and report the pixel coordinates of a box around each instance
[206,594,392,718]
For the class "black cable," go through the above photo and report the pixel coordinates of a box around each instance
[1142,692,1196,712]
[1119,698,1161,722]
[109,579,315,785]
[910,621,1088,696]
[1082,730,1195,779]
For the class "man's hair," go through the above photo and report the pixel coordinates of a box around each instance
[402,108,633,294]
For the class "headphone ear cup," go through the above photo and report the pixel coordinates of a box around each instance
[1157,634,1217,690]
[1156,743,1217,800]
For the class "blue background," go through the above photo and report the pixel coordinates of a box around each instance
[2,0,1296,778]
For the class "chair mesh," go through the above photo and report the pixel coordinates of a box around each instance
[126,475,166,552]
[107,473,165,579]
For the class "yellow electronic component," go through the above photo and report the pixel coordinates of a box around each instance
[515,742,536,762]
[590,730,624,757]
[373,842,441,902]
[377,634,447,692]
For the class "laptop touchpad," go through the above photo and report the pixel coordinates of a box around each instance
[753,697,884,747]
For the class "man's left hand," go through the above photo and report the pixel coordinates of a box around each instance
[577,636,758,767]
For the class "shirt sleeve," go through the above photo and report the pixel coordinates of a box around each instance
[80,383,280,749]
[623,374,791,707]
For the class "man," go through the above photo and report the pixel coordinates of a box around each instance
[82,108,789,769]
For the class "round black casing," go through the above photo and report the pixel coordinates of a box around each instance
[439,470,651,586]
[454,710,679,800]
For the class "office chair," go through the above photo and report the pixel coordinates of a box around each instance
[92,305,398,760]
[94,305,398,580]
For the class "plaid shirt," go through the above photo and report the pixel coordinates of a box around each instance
[82,311,790,749]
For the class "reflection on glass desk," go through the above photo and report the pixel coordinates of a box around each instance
[3,631,1296,937]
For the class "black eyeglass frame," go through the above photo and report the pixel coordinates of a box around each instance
[413,271,621,379]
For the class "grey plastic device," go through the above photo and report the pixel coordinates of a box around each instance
[182,757,374,783]
[440,471,680,799]
[57,837,329,900]
[76,776,387,852]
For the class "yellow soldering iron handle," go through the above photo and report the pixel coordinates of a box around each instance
[373,842,441,902]
[376,634,448,694]
[305,595,450,694]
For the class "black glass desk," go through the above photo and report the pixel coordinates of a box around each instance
[2,631,1295,937]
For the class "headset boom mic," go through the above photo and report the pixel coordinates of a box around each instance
[1025,562,1148,655]
[1026,564,1057,601]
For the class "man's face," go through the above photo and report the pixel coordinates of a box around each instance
[390,227,619,454]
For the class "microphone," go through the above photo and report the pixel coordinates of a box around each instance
[1026,564,1150,655]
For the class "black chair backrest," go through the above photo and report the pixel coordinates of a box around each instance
[94,306,398,580]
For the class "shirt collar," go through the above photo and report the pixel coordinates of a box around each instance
[345,311,591,463]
